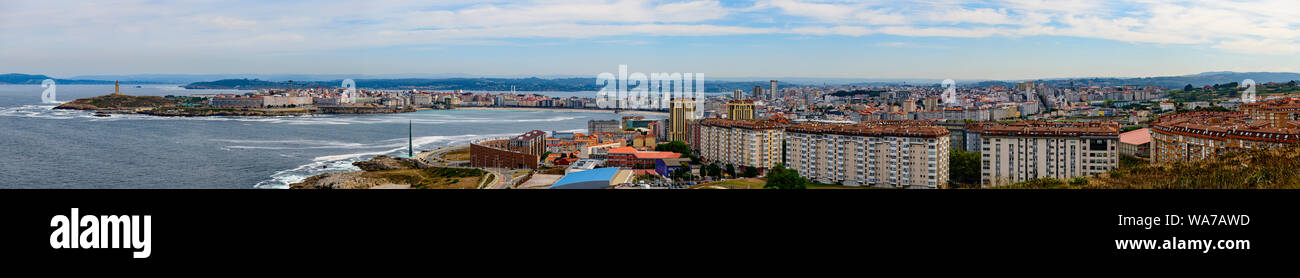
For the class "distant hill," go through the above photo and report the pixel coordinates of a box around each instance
[69,73,507,84]
[182,79,294,90]
[0,73,117,85]
[13,71,1300,91]
[964,72,1300,89]
[183,77,813,92]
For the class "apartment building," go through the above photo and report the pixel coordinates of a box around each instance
[508,130,548,158]
[1150,110,1300,164]
[697,118,787,171]
[785,121,950,188]
[727,100,756,121]
[669,99,696,143]
[588,120,621,134]
[979,121,1120,187]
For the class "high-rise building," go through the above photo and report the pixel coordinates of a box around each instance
[698,118,787,171]
[726,100,756,121]
[923,97,939,111]
[1017,81,1037,100]
[902,99,917,113]
[979,121,1120,187]
[669,99,696,143]
[805,90,820,105]
[785,121,951,188]
[769,80,779,99]
[733,89,744,100]
[753,86,764,100]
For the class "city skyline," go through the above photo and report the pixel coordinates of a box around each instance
[4,0,1300,79]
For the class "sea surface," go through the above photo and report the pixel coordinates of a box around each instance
[0,84,628,189]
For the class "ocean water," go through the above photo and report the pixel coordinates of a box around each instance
[0,84,620,189]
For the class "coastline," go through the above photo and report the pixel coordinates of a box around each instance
[291,144,498,189]
[455,106,669,116]
[53,94,423,116]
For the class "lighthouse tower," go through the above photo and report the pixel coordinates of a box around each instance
[113,81,122,95]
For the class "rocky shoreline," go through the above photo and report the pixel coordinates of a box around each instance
[291,156,420,189]
[291,155,489,189]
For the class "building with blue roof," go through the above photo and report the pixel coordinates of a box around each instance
[550,167,628,189]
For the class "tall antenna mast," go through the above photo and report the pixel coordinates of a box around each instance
[408,120,414,158]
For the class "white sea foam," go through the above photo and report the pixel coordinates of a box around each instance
[253,132,517,189]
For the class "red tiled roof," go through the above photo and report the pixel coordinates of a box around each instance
[634,152,682,159]
[608,147,638,154]
[1119,128,1151,145]
[608,146,682,159]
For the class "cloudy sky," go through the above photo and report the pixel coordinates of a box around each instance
[2,0,1299,80]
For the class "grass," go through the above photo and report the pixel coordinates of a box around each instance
[997,146,1300,189]
[807,183,888,189]
[362,167,486,189]
[441,149,470,161]
[690,178,766,189]
[690,179,888,189]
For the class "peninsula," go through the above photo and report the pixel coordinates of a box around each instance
[53,81,419,116]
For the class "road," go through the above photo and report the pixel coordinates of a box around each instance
[416,145,511,189]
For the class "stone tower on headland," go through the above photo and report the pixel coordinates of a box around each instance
[114,80,122,95]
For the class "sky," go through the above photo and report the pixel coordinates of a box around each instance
[2,0,1299,80]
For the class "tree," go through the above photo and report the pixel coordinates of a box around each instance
[725,164,736,177]
[655,141,692,156]
[671,166,693,181]
[1069,177,1089,187]
[705,163,723,178]
[1184,84,1194,91]
[763,164,807,189]
[948,149,981,187]
[656,140,699,164]
[742,167,760,178]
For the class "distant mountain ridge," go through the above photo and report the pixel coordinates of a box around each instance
[1016,72,1300,89]
[182,77,818,92]
[67,73,587,84]
[8,72,1300,90]
[0,73,122,85]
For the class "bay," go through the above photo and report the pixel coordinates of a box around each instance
[0,84,621,188]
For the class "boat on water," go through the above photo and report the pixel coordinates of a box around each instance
[92,112,111,117]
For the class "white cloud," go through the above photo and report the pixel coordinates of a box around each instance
[763,0,1300,55]
[2,0,1300,76]
[1214,38,1300,56]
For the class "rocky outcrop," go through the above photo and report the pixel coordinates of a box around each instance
[291,155,490,189]
[290,156,419,189]
[54,94,177,111]
[290,172,385,189]
[352,155,418,171]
